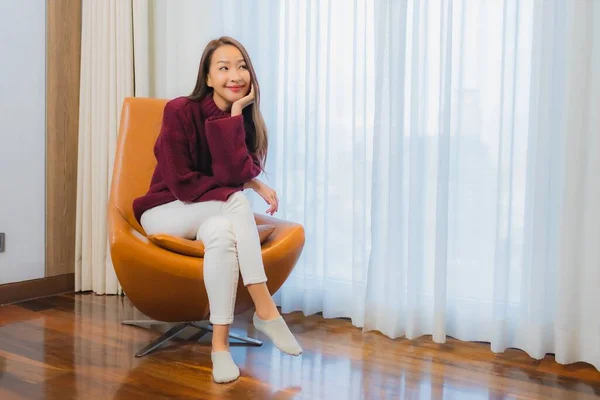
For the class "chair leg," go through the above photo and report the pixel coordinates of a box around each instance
[123,320,263,357]
[191,322,263,346]
[132,323,191,358]
[187,328,211,342]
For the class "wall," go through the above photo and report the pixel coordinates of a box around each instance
[0,0,46,284]
[0,0,80,303]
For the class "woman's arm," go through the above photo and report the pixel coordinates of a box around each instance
[204,114,262,185]
[243,178,279,215]
[243,178,259,190]
[155,103,221,202]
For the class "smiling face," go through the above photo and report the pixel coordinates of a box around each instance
[206,44,252,111]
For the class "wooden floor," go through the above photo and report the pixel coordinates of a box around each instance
[0,294,599,399]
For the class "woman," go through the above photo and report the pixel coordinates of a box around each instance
[133,37,302,383]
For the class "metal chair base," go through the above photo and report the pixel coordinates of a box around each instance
[121,320,263,358]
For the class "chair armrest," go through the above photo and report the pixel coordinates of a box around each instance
[253,213,305,255]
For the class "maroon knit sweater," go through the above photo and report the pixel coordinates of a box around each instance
[132,95,261,224]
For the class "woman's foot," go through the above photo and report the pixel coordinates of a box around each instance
[254,308,281,322]
[210,324,239,383]
[253,313,303,356]
[211,351,240,383]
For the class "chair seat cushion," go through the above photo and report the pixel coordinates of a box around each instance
[147,224,276,258]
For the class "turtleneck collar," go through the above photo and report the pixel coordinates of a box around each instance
[200,94,231,119]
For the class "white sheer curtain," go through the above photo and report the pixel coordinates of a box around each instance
[367,0,599,369]
[554,1,600,368]
[75,0,140,294]
[269,0,374,324]
[368,0,542,344]
[138,0,599,369]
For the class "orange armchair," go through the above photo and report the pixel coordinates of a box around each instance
[108,98,305,357]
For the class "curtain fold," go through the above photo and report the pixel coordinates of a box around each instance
[132,0,151,97]
[553,0,600,368]
[75,0,142,294]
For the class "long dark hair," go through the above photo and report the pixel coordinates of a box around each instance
[189,36,268,169]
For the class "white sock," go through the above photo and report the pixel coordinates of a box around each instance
[253,313,303,356]
[211,351,240,383]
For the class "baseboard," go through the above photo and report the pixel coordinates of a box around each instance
[0,273,74,306]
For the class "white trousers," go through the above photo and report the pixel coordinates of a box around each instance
[140,191,267,324]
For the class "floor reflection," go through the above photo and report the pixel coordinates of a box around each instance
[0,294,599,399]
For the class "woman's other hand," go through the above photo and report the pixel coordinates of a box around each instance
[244,178,278,215]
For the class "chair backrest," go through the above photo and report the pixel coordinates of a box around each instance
[109,97,168,233]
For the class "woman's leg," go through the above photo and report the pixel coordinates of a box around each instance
[218,193,279,318]
[195,216,238,345]
[219,192,302,356]
[141,201,240,383]
[196,215,248,383]
[141,201,240,328]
